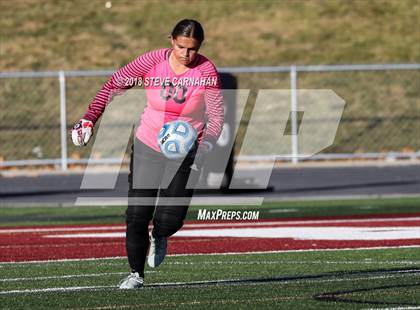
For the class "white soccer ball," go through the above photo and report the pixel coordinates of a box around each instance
[157,120,197,159]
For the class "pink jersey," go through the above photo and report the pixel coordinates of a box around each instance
[83,48,224,152]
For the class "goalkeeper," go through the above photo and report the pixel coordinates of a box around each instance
[71,19,224,289]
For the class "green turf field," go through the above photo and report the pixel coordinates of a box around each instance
[1,196,419,227]
[0,197,419,309]
[0,249,419,309]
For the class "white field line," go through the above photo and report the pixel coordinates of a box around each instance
[298,272,420,284]
[163,260,420,265]
[0,271,418,295]
[0,285,116,295]
[1,267,417,283]
[365,307,420,310]
[169,245,420,257]
[127,271,420,287]
[0,271,155,282]
[1,245,420,265]
[61,296,304,310]
[1,260,418,275]
[1,216,419,234]
[268,209,298,213]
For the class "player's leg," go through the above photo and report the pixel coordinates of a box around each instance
[148,150,201,268]
[120,139,165,288]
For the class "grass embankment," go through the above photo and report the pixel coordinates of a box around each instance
[0,0,418,160]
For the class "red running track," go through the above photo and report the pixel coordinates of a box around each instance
[1,214,419,262]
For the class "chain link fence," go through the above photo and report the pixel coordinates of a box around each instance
[0,64,419,170]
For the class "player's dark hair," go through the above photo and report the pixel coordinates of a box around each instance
[171,19,204,44]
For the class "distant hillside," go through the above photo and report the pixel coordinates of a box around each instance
[0,0,419,71]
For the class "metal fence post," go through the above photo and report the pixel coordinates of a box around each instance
[59,70,68,171]
[290,65,299,164]
[1,64,419,168]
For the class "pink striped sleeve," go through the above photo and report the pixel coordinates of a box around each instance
[83,49,168,123]
[201,62,224,145]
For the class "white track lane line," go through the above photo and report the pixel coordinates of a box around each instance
[183,217,420,227]
[1,245,419,265]
[45,226,420,240]
[1,216,419,234]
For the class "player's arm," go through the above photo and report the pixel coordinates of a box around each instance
[199,66,224,154]
[71,49,165,146]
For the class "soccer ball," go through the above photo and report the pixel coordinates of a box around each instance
[157,120,197,159]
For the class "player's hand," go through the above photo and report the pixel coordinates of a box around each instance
[197,141,214,155]
[192,141,214,169]
[71,119,94,146]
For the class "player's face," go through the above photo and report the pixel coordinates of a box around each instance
[171,36,200,66]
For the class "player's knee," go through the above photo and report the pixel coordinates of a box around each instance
[153,212,185,237]
[125,206,153,236]
[126,217,149,243]
[126,204,154,221]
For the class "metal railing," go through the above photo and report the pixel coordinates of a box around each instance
[1,63,419,170]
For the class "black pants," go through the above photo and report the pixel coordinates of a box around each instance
[125,139,200,277]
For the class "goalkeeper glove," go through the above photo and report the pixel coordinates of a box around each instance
[71,119,93,146]
[197,140,214,154]
[192,140,214,170]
